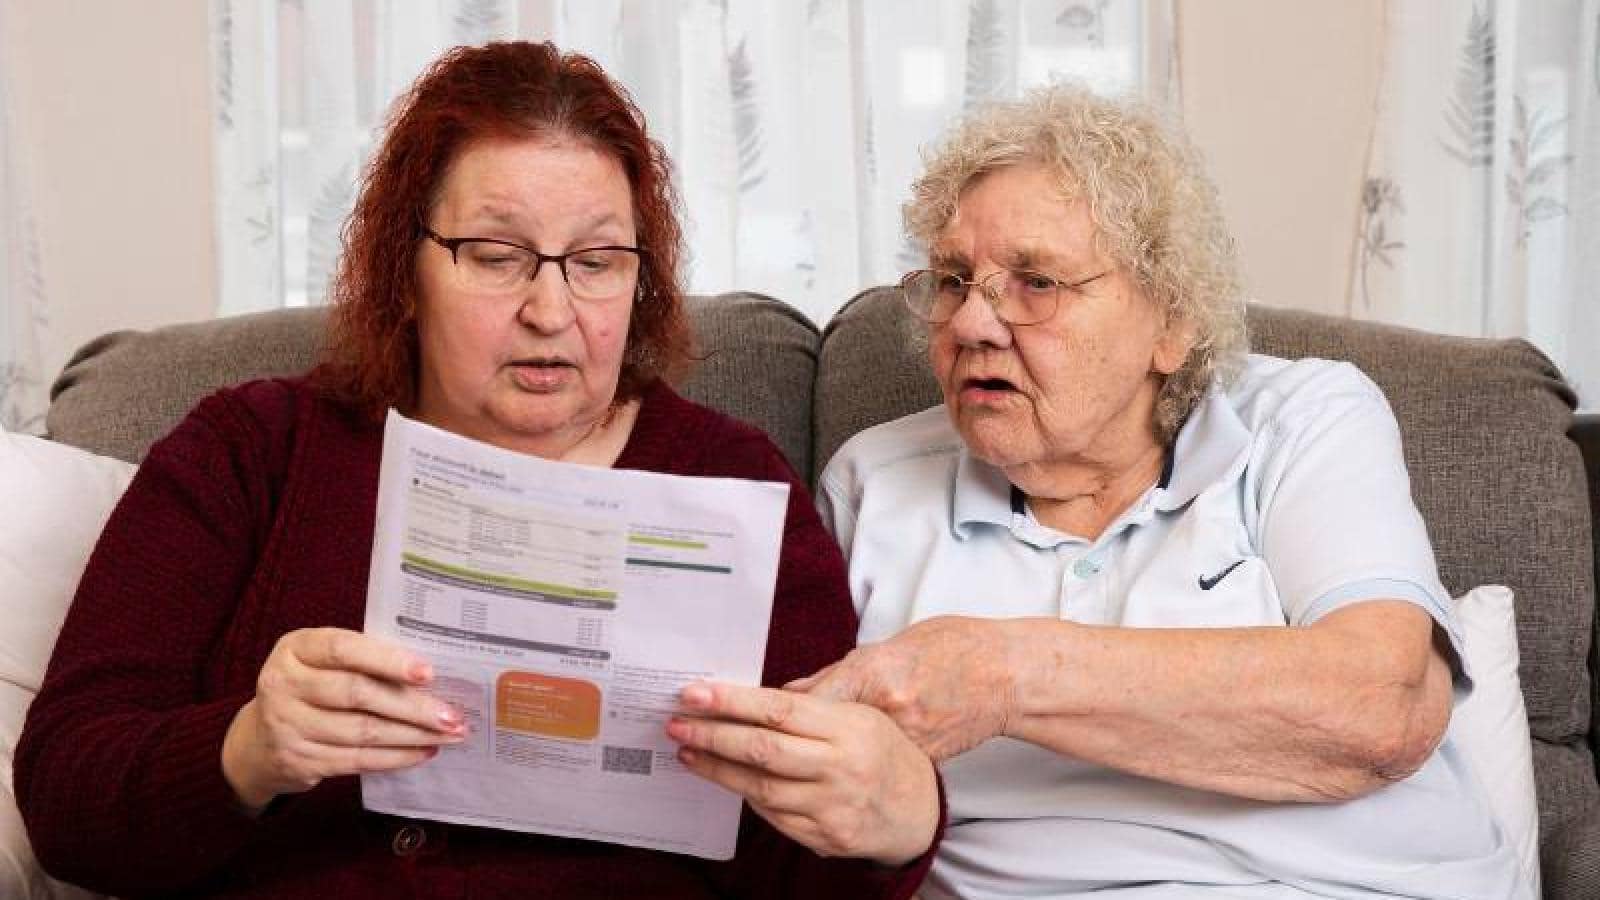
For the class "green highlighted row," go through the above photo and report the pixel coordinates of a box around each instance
[627,533,708,550]
[401,552,617,600]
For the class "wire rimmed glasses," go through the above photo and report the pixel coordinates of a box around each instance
[898,267,1110,326]
[422,227,642,301]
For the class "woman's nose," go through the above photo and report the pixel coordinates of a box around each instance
[945,279,1012,348]
[516,263,577,332]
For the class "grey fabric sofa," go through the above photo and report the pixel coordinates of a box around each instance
[43,289,1600,899]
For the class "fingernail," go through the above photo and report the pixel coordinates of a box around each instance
[681,683,712,708]
[409,661,433,684]
[677,747,697,766]
[437,706,460,727]
[665,718,689,741]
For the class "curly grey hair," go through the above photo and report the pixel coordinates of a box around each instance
[904,83,1248,445]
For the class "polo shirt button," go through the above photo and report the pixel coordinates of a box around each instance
[1072,557,1101,578]
[392,824,427,856]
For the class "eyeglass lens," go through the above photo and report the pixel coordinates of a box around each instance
[904,269,1059,325]
[453,241,639,299]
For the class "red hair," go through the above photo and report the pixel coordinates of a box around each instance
[319,41,691,418]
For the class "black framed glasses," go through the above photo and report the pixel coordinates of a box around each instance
[422,226,643,300]
[899,267,1111,326]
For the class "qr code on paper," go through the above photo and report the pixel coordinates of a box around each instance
[602,745,653,775]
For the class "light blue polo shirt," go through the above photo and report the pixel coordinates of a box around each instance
[817,354,1527,900]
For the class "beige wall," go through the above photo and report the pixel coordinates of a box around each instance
[4,0,1384,368]
[1177,0,1386,316]
[4,0,215,377]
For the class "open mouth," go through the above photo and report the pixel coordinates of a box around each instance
[963,376,1017,392]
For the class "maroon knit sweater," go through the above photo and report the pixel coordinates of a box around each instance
[16,376,938,899]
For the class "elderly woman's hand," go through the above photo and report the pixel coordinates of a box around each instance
[220,627,465,812]
[666,681,939,865]
[790,615,1019,761]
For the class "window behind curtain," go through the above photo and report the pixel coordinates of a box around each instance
[211,0,1163,324]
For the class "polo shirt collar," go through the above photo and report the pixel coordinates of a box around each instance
[952,449,1014,537]
[1155,382,1252,511]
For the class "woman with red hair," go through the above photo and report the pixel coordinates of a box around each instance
[16,42,937,898]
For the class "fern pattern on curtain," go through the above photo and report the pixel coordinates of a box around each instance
[1354,0,1599,410]
[0,0,51,434]
[211,0,1164,325]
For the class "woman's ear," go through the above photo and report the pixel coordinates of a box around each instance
[1152,318,1196,377]
[1135,281,1196,377]
[1158,315,1196,374]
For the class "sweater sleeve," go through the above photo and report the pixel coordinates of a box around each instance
[690,431,942,899]
[14,385,292,895]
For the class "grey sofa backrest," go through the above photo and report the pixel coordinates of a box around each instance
[677,292,820,480]
[46,296,819,474]
[45,290,1600,896]
[47,305,330,463]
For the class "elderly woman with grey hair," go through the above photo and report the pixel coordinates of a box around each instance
[670,84,1525,898]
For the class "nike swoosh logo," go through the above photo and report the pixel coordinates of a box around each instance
[1198,559,1246,591]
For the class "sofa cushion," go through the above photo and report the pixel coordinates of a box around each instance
[676,292,819,480]
[46,294,822,478]
[0,426,132,900]
[0,431,136,698]
[47,306,327,463]
[1451,585,1540,893]
[814,287,941,473]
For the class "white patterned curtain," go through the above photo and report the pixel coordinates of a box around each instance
[1354,0,1599,410]
[211,0,1165,325]
[0,0,51,434]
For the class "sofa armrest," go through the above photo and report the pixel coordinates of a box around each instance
[1574,414,1600,604]
[1543,801,1600,899]
[1573,414,1600,803]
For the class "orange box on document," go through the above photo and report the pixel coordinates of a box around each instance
[495,670,602,740]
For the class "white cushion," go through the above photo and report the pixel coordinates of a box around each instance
[0,425,131,900]
[1449,585,1539,896]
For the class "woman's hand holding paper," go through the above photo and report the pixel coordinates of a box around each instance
[667,681,938,865]
[221,627,466,812]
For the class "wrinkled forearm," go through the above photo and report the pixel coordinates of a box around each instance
[997,600,1452,802]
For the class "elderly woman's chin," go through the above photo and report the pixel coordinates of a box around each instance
[945,404,1037,469]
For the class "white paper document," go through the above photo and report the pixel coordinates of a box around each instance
[360,410,790,859]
